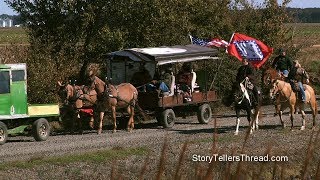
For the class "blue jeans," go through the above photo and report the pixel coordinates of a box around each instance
[159,82,169,92]
[298,81,306,101]
[279,70,289,77]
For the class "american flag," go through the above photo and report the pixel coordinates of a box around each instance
[189,35,211,46]
[189,35,229,48]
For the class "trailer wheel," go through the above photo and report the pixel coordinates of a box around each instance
[0,122,8,145]
[32,118,50,141]
[160,109,176,128]
[197,103,212,124]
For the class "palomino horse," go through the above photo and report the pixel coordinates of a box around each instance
[232,79,261,135]
[58,81,97,132]
[269,79,317,130]
[89,76,138,134]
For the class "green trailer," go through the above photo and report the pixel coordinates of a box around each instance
[0,63,59,145]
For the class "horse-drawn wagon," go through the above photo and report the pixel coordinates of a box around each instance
[106,44,220,128]
[0,63,59,145]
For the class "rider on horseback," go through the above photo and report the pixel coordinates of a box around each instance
[271,48,293,78]
[236,58,260,107]
[287,60,310,102]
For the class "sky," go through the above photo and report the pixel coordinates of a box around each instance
[1,0,320,15]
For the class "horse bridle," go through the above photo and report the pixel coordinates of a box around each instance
[271,80,293,103]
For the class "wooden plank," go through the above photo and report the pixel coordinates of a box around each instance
[28,104,60,117]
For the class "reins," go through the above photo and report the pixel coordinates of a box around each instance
[237,78,251,105]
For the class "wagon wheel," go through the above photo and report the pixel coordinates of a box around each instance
[0,122,8,145]
[160,109,176,128]
[32,118,50,141]
[197,103,212,124]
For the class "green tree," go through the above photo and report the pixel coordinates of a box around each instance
[5,0,294,103]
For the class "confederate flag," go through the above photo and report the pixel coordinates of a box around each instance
[227,33,273,68]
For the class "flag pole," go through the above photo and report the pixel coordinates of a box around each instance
[225,32,235,53]
[188,34,193,44]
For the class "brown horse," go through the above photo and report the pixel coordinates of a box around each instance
[263,67,285,86]
[263,67,287,116]
[269,79,317,130]
[58,81,97,132]
[89,76,138,134]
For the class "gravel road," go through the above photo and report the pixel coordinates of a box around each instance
[0,104,319,179]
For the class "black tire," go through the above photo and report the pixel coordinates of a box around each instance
[197,103,212,124]
[160,109,176,128]
[0,121,8,145]
[32,118,50,141]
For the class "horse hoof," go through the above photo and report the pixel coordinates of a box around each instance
[97,129,102,134]
[300,126,305,131]
[112,129,117,133]
[89,122,94,129]
[234,132,239,136]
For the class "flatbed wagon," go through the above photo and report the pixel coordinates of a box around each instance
[0,63,59,145]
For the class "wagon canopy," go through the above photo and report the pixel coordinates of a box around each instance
[109,44,219,65]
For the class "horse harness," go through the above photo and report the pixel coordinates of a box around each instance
[105,84,137,107]
[65,85,96,105]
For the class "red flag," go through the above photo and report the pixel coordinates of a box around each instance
[227,33,273,68]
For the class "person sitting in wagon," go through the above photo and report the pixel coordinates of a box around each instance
[130,62,152,91]
[177,63,193,102]
[147,65,173,95]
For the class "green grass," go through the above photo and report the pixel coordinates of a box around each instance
[0,146,149,171]
[0,27,28,44]
[286,23,320,35]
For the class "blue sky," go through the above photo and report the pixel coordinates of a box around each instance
[254,0,320,8]
[1,0,320,15]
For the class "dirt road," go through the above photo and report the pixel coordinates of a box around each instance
[1,103,320,179]
[0,104,317,163]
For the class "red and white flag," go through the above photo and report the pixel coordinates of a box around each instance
[227,33,273,68]
[207,38,229,48]
[189,35,228,48]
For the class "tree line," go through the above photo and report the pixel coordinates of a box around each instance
[3,0,307,103]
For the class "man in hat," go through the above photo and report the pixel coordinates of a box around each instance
[288,60,310,102]
[272,48,293,78]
